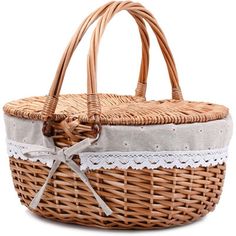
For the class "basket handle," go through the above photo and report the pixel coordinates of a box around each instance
[86,1,183,122]
[43,1,183,128]
[42,1,150,120]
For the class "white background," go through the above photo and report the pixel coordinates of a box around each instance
[0,0,235,235]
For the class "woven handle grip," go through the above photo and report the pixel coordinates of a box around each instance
[43,1,150,120]
[43,1,183,125]
[87,1,183,121]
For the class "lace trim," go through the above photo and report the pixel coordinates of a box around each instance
[79,148,228,170]
[7,139,228,169]
[7,140,54,167]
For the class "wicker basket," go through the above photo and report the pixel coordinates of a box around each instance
[3,1,232,229]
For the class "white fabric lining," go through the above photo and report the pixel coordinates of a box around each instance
[4,114,233,170]
[7,139,228,169]
[4,114,233,152]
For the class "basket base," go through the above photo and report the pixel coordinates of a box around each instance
[28,209,206,230]
[10,158,225,229]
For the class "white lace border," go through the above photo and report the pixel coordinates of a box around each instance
[7,139,228,170]
[79,149,228,170]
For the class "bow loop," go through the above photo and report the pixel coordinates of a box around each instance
[9,138,113,216]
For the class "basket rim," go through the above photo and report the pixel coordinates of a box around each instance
[3,93,229,125]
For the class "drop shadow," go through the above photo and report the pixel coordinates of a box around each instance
[25,209,207,233]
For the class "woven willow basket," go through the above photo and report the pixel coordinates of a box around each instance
[3,1,232,229]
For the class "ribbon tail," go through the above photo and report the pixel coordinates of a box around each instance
[67,160,113,216]
[29,160,61,209]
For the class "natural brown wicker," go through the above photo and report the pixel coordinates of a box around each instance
[10,158,225,229]
[4,1,230,229]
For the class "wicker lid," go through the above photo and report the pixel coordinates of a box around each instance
[3,94,228,125]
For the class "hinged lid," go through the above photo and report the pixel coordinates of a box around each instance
[3,94,228,125]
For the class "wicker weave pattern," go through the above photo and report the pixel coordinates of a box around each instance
[10,158,225,229]
[4,0,231,229]
[3,94,228,124]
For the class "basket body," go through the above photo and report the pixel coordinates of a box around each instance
[3,1,233,230]
[4,94,232,229]
[10,158,225,229]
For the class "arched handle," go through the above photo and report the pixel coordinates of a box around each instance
[42,1,150,121]
[87,1,183,121]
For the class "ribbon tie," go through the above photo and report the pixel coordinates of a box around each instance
[13,138,113,216]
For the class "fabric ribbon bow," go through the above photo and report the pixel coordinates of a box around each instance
[14,138,112,216]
